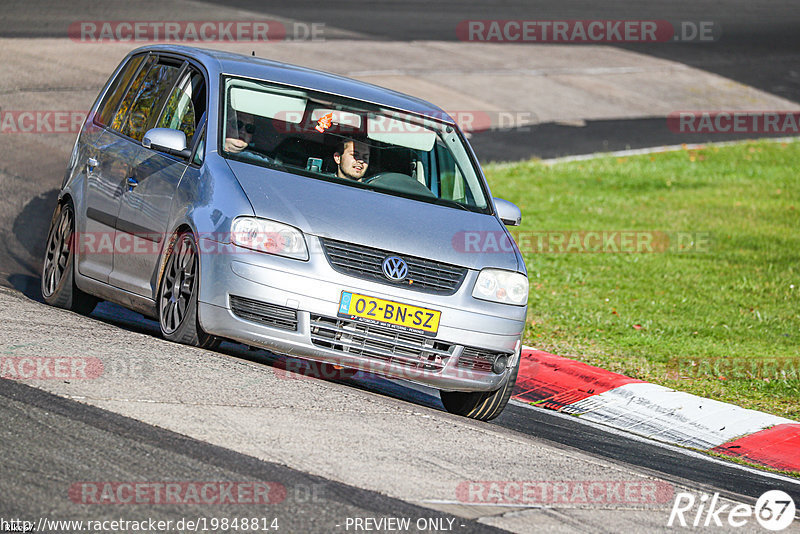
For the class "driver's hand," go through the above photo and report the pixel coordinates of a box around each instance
[224,138,248,154]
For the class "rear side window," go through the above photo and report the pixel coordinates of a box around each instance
[110,55,156,132]
[120,62,182,142]
[95,54,146,127]
[156,69,206,148]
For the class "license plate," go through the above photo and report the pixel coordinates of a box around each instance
[337,291,441,336]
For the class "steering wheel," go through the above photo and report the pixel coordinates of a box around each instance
[240,148,275,165]
[364,172,435,197]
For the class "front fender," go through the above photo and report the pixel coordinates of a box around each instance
[164,153,254,304]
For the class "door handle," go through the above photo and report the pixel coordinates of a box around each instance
[87,157,98,171]
[126,176,138,192]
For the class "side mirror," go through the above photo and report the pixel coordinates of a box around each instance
[143,128,190,158]
[494,198,522,226]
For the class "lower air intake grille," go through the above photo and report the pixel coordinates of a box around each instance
[457,346,511,372]
[310,314,454,372]
[230,295,298,331]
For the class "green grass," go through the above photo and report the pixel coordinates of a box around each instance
[484,140,800,420]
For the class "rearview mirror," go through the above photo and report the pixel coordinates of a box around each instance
[494,198,522,226]
[143,128,190,158]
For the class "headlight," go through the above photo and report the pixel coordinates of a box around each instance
[230,217,308,261]
[472,269,528,306]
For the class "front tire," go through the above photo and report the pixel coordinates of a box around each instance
[158,231,219,349]
[41,200,98,315]
[440,352,520,421]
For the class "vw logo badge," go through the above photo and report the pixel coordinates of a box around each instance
[382,256,408,281]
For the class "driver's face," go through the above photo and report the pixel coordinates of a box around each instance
[335,140,370,181]
[233,112,255,143]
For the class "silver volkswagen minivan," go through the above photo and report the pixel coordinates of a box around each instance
[42,45,528,420]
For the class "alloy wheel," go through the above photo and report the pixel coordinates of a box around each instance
[160,235,198,334]
[42,206,73,297]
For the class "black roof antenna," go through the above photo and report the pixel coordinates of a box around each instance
[252,50,255,56]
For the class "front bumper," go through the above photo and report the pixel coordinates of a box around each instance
[196,237,526,392]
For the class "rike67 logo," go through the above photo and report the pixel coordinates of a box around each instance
[668,490,796,531]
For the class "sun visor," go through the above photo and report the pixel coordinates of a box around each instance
[367,115,437,151]
[229,87,306,124]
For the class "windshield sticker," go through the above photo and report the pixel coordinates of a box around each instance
[315,112,333,133]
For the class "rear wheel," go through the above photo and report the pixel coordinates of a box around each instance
[440,352,520,421]
[158,231,219,349]
[41,200,98,315]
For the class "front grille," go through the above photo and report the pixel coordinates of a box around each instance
[230,295,299,331]
[320,239,467,295]
[310,315,454,372]
[457,346,510,372]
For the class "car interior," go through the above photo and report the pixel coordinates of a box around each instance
[220,79,487,211]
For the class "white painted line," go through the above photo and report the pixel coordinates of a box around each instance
[509,399,800,488]
[563,383,795,450]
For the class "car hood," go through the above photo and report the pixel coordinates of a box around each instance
[226,160,520,271]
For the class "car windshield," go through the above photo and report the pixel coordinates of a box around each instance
[219,76,490,212]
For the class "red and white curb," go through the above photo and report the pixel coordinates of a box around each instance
[512,348,800,473]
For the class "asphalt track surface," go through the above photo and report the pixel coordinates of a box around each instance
[2,297,799,532]
[0,378,503,534]
[2,2,800,532]
[203,0,800,160]
[2,1,799,159]
[7,0,800,100]
[5,341,799,508]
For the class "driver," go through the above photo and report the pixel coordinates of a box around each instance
[333,138,370,181]
[223,111,272,164]
[223,111,256,154]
